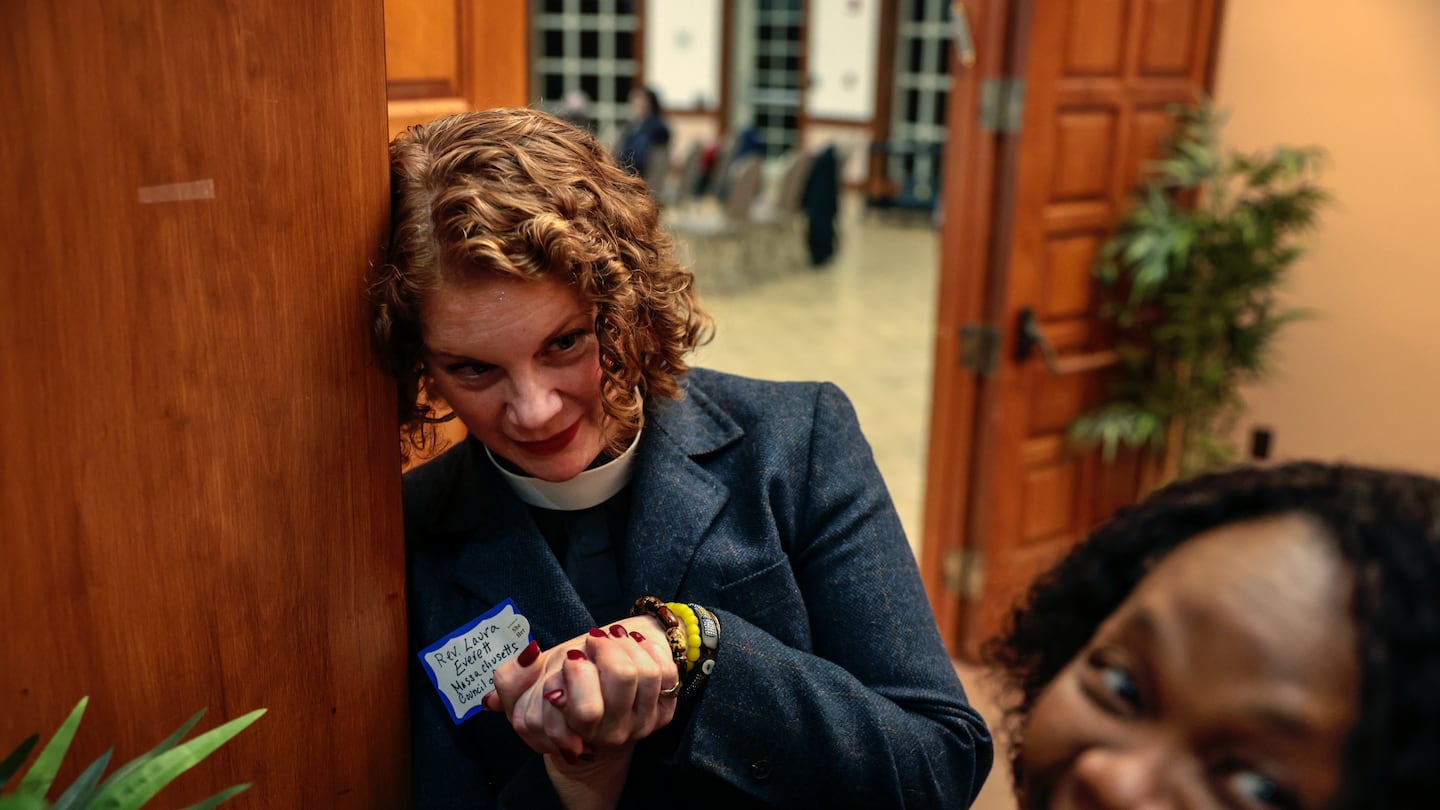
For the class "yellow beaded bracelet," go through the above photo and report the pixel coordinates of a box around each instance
[666,601,703,672]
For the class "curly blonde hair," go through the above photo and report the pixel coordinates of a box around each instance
[369,108,713,461]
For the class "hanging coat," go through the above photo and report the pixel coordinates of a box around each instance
[800,145,840,267]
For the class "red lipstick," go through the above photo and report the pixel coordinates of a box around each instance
[514,419,581,456]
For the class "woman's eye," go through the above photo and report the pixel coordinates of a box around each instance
[1100,664,1140,707]
[447,362,493,378]
[1222,769,1299,810]
[1084,650,1142,716]
[550,330,587,353]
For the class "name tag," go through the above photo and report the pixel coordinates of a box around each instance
[418,599,532,724]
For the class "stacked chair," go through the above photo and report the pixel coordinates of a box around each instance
[664,146,817,293]
[664,155,765,292]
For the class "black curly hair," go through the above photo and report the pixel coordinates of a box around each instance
[986,461,1440,809]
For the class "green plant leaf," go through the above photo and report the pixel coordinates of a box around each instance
[15,697,88,799]
[89,708,208,800]
[51,748,113,810]
[0,734,40,792]
[1081,99,1326,482]
[87,709,264,810]
[0,795,48,810]
[178,782,252,810]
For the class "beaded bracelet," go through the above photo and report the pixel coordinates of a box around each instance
[629,595,689,675]
[678,603,720,703]
[665,602,703,672]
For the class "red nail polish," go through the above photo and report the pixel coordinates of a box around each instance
[560,751,579,766]
[544,688,565,705]
[579,752,595,762]
[481,690,497,711]
[567,649,587,661]
[588,627,607,638]
[517,640,540,667]
[629,631,645,643]
[609,624,627,638]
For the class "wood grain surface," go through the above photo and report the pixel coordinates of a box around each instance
[1,1,409,805]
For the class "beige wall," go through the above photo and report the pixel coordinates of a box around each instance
[1214,0,1440,473]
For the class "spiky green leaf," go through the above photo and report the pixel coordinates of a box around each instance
[15,697,88,799]
[0,734,40,792]
[52,748,113,810]
[88,709,264,810]
[89,708,208,799]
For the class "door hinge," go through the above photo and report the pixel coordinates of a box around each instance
[943,547,986,600]
[959,323,1001,375]
[978,77,1025,134]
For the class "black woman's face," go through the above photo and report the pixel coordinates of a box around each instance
[1018,514,1358,810]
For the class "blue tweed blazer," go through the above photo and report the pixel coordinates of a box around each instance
[405,368,993,808]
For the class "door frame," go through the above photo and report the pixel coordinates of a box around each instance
[918,0,1026,652]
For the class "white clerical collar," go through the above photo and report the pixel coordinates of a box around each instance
[487,429,641,511]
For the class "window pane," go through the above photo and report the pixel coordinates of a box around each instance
[576,74,596,102]
[611,74,631,103]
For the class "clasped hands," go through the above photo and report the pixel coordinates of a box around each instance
[483,614,679,767]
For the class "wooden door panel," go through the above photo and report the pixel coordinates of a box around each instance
[1051,111,1119,199]
[1138,0,1207,75]
[1063,0,1128,75]
[1021,459,1080,540]
[1041,233,1102,317]
[386,0,463,98]
[928,0,1224,659]
[384,0,528,136]
[1030,371,1088,433]
[1126,107,1179,184]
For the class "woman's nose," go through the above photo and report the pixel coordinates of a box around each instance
[505,374,563,430]
[1072,745,1177,810]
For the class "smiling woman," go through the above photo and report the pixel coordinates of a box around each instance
[420,276,608,483]
[367,108,992,809]
[988,462,1440,810]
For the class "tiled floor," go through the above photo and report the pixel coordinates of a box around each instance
[676,198,1020,810]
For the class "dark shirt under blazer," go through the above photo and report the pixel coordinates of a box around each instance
[405,368,994,808]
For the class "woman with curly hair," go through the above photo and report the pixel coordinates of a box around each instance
[989,461,1440,809]
[370,108,992,809]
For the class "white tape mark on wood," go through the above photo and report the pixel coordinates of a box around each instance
[137,179,216,204]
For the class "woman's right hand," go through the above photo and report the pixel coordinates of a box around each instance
[490,616,681,761]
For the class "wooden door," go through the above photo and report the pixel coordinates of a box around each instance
[1,1,408,805]
[922,0,1225,660]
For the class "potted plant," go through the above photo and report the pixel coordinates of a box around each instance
[0,697,263,810]
[1070,99,1330,480]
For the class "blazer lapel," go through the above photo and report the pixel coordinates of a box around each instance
[622,379,743,600]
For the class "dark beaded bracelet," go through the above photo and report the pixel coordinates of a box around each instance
[629,596,689,690]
